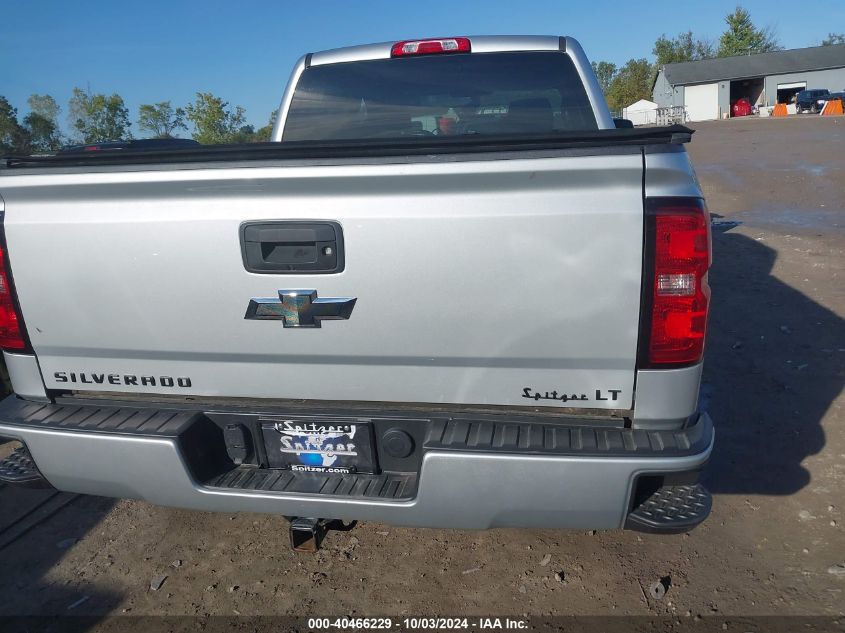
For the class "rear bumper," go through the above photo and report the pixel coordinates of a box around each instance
[0,396,713,530]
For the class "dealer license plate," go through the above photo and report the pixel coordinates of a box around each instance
[260,418,377,474]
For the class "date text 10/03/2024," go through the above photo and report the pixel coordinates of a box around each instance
[307,617,528,630]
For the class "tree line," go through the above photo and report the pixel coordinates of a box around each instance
[1,90,276,155]
[595,7,843,112]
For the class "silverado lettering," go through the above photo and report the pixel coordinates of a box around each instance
[53,372,192,388]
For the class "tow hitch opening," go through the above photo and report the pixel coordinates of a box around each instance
[288,517,357,552]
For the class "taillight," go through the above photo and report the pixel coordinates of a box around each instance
[641,198,711,367]
[391,37,471,57]
[0,227,30,352]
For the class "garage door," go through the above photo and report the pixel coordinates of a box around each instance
[685,83,720,122]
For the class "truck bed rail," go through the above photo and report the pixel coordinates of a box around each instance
[3,126,692,169]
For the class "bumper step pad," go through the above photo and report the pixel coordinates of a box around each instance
[205,466,416,500]
[625,483,711,534]
[0,445,51,488]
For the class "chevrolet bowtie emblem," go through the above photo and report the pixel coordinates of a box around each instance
[244,290,356,328]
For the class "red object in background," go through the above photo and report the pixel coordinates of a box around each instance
[732,98,753,117]
[436,116,455,135]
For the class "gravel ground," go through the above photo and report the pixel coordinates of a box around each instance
[0,116,843,622]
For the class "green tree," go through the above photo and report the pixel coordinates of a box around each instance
[137,101,186,138]
[24,94,62,152]
[184,92,247,144]
[0,97,31,155]
[68,88,132,143]
[653,31,714,65]
[717,7,780,57]
[821,33,845,46]
[228,124,257,144]
[253,110,277,142]
[605,58,655,112]
[591,61,618,94]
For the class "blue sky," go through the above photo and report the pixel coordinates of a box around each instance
[2,0,841,133]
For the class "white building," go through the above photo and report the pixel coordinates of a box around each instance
[622,99,658,126]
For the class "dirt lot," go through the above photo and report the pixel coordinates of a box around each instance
[0,116,843,624]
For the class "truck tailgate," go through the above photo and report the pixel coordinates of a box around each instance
[3,150,644,409]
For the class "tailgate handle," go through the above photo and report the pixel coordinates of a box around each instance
[240,221,345,274]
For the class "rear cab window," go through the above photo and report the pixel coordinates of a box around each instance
[283,51,598,142]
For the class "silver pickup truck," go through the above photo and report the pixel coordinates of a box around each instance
[0,36,713,547]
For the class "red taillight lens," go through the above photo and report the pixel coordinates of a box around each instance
[0,243,29,351]
[391,37,471,57]
[644,198,711,366]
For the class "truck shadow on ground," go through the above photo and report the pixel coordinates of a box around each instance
[0,489,118,620]
[702,224,842,495]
